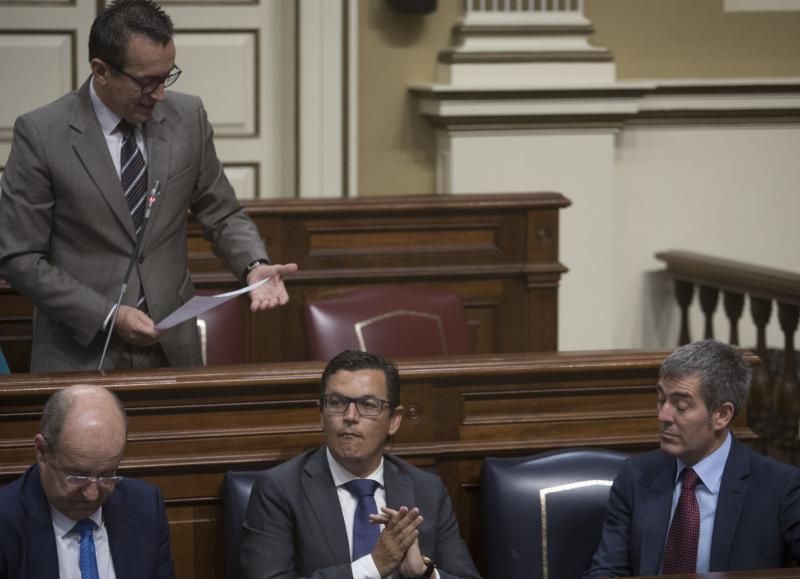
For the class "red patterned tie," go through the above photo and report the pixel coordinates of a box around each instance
[662,467,700,575]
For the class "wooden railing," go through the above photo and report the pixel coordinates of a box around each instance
[656,250,800,463]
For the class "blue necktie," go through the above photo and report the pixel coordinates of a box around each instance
[343,479,381,561]
[73,519,100,579]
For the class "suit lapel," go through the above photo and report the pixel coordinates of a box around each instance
[302,448,352,565]
[142,107,171,254]
[638,455,676,576]
[383,457,415,510]
[104,484,138,579]
[71,79,136,241]
[20,466,61,579]
[709,438,749,571]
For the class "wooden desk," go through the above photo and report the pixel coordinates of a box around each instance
[0,192,570,372]
[633,569,800,578]
[0,350,756,579]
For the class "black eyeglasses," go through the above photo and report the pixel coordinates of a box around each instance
[110,63,182,96]
[321,394,393,417]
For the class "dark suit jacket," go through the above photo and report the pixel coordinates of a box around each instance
[0,78,268,372]
[0,464,174,579]
[240,447,482,579]
[584,437,800,577]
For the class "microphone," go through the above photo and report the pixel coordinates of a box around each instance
[97,180,162,371]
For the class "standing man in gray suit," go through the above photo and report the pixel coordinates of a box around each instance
[0,0,297,372]
[240,350,482,579]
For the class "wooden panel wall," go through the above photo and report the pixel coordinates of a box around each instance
[0,192,569,372]
[0,350,756,579]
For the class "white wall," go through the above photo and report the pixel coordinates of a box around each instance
[613,124,800,350]
[441,127,620,350]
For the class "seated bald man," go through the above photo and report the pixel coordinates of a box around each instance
[240,349,481,579]
[0,384,174,578]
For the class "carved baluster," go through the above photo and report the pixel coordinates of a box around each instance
[699,286,719,340]
[675,280,694,346]
[723,291,744,345]
[748,296,773,453]
[775,302,800,463]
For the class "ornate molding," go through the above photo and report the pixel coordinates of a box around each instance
[411,79,800,129]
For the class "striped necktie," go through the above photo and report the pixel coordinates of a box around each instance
[118,120,148,234]
[118,120,149,312]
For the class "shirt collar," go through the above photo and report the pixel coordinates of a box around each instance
[50,504,104,539]
[89,77,123,137]
[326,447,384,489]
[676,431,732,494]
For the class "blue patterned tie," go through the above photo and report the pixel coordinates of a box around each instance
[73,519,100,579]
[343,479,381,561]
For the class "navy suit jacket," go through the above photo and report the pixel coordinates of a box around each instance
[585,437,800,577]
[240,446,481,579]
[0,464,174,579]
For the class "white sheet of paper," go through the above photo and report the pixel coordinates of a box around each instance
[154,277,269,330]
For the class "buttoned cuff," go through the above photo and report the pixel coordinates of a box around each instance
[351,554,381,579]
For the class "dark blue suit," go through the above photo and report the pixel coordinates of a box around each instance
[0,464,174,579]
[585,437,800,577]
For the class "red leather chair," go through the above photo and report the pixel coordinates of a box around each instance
[303,285,471,360]
[195,289,246,366]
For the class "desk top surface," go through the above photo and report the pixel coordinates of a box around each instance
[632,569,800,578]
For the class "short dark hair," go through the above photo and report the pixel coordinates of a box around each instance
[40,386,128,452]
[320,350,401,407]
[89,0,174,67]
[660,339,751,418]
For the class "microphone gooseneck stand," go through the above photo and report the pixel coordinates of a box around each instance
[97,180,161,371]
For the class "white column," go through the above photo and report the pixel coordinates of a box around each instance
[443,0,614,86]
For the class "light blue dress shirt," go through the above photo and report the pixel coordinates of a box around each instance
[665,431,732,573]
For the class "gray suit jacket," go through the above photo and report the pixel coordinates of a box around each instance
[584,437,800,577]
[240,447,482,579]
[0,78,267,371]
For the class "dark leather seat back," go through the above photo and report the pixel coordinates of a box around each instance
[481,448,628,579]
[223,470,263,579]
[303,285,470,360]
[195,290,245,366]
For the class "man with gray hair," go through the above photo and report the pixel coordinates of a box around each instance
[0,384,174,578]
[585,339,800,577]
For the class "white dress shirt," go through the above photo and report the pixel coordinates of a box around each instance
[89,77,149,330]
[50,506,117,579]
[89,77,148,174]
[326,449,439,579]
[327,448,387,579]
